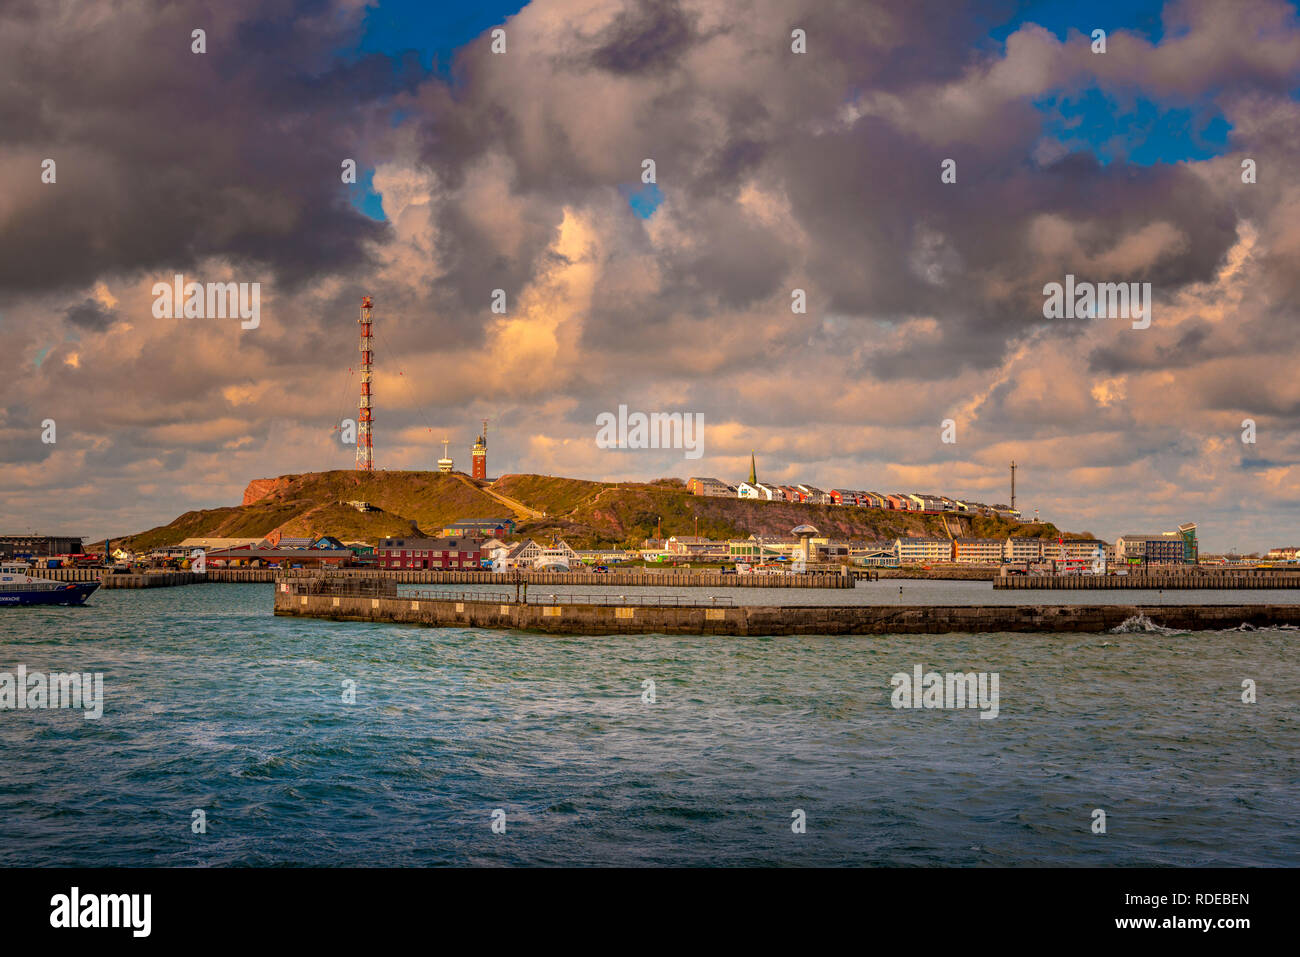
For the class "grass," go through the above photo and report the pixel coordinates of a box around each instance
[112,469,1078,552]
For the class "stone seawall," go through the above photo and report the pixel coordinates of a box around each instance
[273,587,1300,636]
[100,571,204,589]
[210,568,852,587]
[876,567,998,581]
[995,572,1300,589]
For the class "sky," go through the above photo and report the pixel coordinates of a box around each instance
[2,0,1299,552]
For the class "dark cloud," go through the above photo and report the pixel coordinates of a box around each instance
[0,0,410,294]
[63,298,115,331]
[588,0,698,75]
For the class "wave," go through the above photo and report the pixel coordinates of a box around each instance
[1109,615,1182,635]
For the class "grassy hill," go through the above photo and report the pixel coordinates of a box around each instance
[110,469,1072,551]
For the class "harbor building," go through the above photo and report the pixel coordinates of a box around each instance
[377,536,484,570]
[0,535,84,558]
[1116,525,1197,565]
[952,538,1005,564]
[1004,537,1044,562]
[440,518,516,538]
[1045,539,1109,562]
[894,538,954,563]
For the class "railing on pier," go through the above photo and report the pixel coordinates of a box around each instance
[524,592,735,607]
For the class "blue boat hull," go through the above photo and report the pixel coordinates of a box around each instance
[0,582,101,606]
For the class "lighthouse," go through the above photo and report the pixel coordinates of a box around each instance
[471,420,488,480]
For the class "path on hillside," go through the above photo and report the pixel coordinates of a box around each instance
[451,473,544,520]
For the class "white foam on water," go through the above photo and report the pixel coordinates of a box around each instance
[1109,614,1181,635]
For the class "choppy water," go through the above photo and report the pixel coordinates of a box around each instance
[0,584,1296,866]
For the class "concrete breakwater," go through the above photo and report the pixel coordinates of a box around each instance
[876,567,998,581]
[34,567,103,582]
[273,576,1300,635]
[40,568,206,588]
[995,571,1300,589]
[100,571,204,589]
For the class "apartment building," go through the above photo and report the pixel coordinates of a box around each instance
[1004,537,1044,562]
[1045,539,1109,562]
[1116,534,1187,564]
[894,538,954,563]
[952,538,1005,564]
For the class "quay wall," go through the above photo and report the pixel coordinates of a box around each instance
[875,567,998,581]
[273,589,1300,635]
[202,568,853,588]
[995,572,1300,590]
[100,571,203,589]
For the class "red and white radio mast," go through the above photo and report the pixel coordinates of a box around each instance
[356,296,374,470]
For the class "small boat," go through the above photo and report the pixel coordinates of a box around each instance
[0,562,101,606]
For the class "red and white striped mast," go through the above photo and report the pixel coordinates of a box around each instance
[356,296,374,470]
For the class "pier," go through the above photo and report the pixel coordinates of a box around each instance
[273,574,1300,635]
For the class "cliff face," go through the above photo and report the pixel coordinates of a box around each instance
[243,476,297,506]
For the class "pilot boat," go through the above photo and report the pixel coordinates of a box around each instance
[0,562,101,606]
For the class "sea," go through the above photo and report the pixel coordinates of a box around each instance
[0,581,1296,867]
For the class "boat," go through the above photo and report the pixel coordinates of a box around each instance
[0,562,101,606]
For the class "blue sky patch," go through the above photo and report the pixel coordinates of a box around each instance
[622,182,664,219]
[354,0,528,75]
[989,0,1169,44]
[1034,89,1232,165]
[349,167,386,221]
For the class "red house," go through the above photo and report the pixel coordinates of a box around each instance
[376,536,485,570]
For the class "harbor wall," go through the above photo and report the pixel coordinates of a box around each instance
[37,566,851,589]
[995,571,1300,590]
[875,567,998,581]
[273,587,1300,635]
[99,571,204,588]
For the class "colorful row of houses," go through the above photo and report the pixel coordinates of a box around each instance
[687,478,1021,519]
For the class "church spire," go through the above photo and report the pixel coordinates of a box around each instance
[748,451,757,485]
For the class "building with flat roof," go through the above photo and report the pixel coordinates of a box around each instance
[178,537,268,550]
[1116,532,1192,565]
[952,538,1004,564]
[1004,537,1043,562]
[895,538,954,563]
[440,518,516,538]
[203,548,350,567]
[0,535,84,557]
